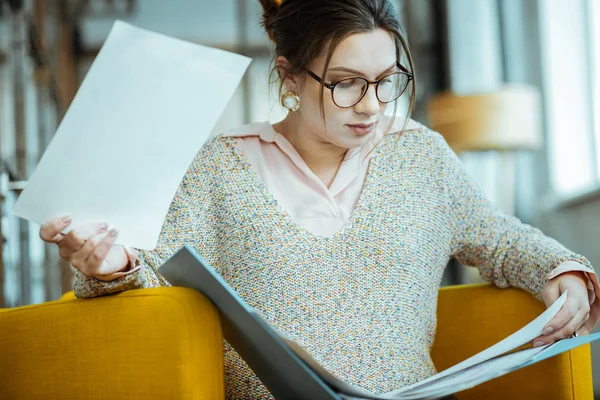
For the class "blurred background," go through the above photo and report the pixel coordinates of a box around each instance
[0,0,598,393]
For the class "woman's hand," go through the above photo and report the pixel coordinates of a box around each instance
[39,215,131,281]
[534,271,590,347]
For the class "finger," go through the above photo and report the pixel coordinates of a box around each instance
[70,231,109,275]
[546,309,588,342]
[124,247,139,263]
[542,296,583,335]
[86,228,120,274]
[39,214,72,243]
[535,307,588,346]
[61,222,108,252]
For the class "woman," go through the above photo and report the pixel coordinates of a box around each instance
[39,0,599,398]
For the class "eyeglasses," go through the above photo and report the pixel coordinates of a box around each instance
[307,62,413,108]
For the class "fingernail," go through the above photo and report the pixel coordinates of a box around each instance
[62,215,72,223]
[99,223,108,231]
[543,327,554,335]
[109,228,119,238]
[533,341,544,348]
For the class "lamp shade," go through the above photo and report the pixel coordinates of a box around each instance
[427,84,543,153]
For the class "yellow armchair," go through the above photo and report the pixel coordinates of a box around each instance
[0,284,593,399]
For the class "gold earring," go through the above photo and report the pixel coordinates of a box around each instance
[281,91,300,112]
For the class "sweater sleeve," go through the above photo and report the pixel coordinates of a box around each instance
[73,139,219,299]
[431,130,597,301]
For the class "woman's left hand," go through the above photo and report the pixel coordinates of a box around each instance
[534,271,590,347]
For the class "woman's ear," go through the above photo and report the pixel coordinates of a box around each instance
[276,56,299,92]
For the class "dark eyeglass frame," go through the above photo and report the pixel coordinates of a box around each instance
[307,61,414,108]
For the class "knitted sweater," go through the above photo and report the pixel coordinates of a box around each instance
[74,124,594,399]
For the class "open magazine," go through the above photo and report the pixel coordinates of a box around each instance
[158,245,600,400]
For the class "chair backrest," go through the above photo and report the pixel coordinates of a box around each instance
[433,284,593,400]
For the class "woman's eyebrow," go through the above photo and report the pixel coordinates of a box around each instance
[327,63,396,76]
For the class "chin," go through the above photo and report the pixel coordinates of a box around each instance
[339,133,372,149]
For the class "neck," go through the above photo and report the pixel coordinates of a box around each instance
[274,113,347,183]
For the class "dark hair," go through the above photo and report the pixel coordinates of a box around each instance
[259,0,416,133]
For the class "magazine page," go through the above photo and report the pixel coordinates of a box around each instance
[387,345,552,399]
[382,291,568,396]
[384,332,600,400]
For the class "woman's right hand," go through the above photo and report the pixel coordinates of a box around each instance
[39,215,132,281]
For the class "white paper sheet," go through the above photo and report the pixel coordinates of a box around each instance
[12,21,251,249]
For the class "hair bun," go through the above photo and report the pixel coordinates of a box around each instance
[259,0,280,42]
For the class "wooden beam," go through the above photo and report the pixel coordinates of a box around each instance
[32,0,50,87]
[79,42,272,64]
[55,1,79,112]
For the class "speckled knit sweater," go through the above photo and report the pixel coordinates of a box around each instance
[74,124,594,399]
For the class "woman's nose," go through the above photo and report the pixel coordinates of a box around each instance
[354,85,380,116]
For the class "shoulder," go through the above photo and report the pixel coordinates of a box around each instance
[198,121,272,155]
[381,116,452,155]
[386,115,422,133]
[185,121,268,177]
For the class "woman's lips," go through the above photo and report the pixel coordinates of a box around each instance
[347,122,376,135]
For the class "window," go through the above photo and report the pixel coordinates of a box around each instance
[540,0,598,196]
[592,0,600,178]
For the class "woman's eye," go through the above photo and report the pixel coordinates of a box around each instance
[337,79,362,89]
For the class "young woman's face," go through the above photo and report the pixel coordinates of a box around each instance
[294,29,398,149]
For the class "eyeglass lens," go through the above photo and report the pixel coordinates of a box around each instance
[332,72,409,107]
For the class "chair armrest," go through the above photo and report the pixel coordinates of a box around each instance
[0,287,224,400]
[433,284,593,400]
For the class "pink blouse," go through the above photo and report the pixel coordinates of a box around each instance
[222,119,416,237]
